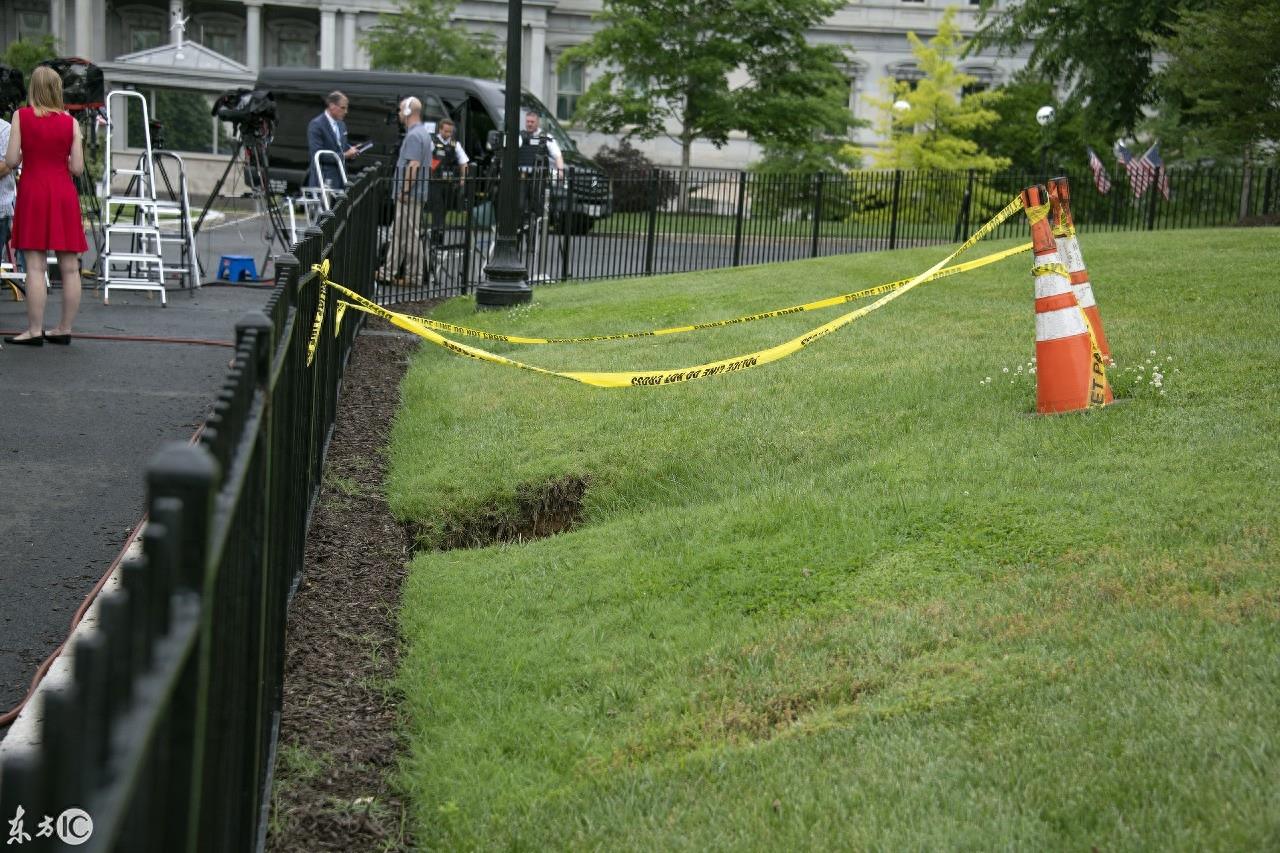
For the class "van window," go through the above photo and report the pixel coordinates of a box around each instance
[464,96,495,158]
[508,93,577,153]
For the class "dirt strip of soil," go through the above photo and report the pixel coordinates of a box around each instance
[267,308,430,852]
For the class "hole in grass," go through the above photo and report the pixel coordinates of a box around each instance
[413,474,590,551]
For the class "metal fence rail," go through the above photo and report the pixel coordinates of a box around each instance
[0,166,384,853]
[376,164,1277,305]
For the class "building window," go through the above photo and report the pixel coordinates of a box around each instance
[556,61,584,122]
[118,5,167,54]
[280,39,312,66]
[961,66,998,97]
[890,63,925,91]
[196,14,246,64]
[17,11,50,39]
[269,19,319,67]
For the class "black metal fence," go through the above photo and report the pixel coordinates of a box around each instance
[376,164,1277,305]
[0,167,383,852]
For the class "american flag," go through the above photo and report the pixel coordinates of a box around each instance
[1114,140,1150,197]
[1087,147,1112,194]
[1140,142,1171,200]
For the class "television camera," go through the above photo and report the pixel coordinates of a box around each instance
[37,58,105,112]
[212,88,277,140]
[194,88,291,264]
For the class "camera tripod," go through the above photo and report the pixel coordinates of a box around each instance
[193,129,292,278]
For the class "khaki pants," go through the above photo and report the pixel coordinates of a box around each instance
[383,198,425,283]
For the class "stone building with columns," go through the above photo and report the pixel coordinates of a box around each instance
[3,0,1028,181]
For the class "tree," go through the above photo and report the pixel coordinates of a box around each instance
[561,0,852,172]
[970,0,1189,138]
[363,0,502,79]
[964,70,1107,174]
[866,9,1008,171]
[2,35,59,78]
[1156,0,1280,217]
[1155,0,1280,163]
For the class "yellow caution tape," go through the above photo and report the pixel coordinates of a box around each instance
[1031,262,1070,278]
[334,300,348,338]
[312,195,1026,388]
[388,242,1032,345]
[305,259,329,366]
[1024,200,1051,226]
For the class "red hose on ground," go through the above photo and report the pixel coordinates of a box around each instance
[0,331,234,347]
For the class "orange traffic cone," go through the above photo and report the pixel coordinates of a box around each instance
[1047,177,1112,362]
[1022,185,1107,414]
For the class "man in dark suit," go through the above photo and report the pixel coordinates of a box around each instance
[306,90,358,188]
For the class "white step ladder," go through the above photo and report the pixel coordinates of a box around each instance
[291,149,349,237]
[101,90,166,305]
[151,151,202,291]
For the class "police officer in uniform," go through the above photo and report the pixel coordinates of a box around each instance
[427,117,469,241]
[516,111,564,225]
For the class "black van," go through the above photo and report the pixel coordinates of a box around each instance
[254,68,612,232]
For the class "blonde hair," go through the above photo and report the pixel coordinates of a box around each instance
[29,66,65,116]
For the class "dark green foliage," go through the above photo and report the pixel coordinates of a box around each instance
[592,141,679,213]
[1154,0,1280,164]
[563,0,852,169]
[971,0,1190,137]
[1,36,58,78]
[363,0,502,79]
[963,71,1110,175]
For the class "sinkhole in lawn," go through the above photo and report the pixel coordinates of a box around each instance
[413,473,590,551]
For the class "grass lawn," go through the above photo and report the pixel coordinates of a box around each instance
[385,226,1279,849]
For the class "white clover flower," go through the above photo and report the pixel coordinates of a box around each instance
[1028,367,1036,374]
[1166,356,1173,361]
[986,376,992,382]
[1002,367,1009,373]
[1137,364,1145,371]
[1160,389,1166,395]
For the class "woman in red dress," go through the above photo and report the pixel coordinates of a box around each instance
[3,66,87,346]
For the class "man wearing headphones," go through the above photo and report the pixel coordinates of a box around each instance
[379,96,433,285]
[427,117,469,242]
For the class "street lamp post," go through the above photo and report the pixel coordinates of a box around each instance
[1036,104,1056,182]
[475,0,533,308]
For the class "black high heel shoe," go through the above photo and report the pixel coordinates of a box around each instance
[4,334,43,347]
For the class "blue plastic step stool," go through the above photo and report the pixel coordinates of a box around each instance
[217,255,258,282]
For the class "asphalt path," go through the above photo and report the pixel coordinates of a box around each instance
[0,220,275,714]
